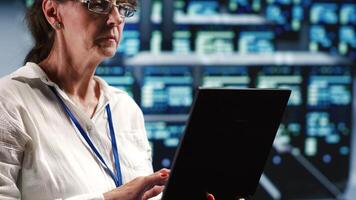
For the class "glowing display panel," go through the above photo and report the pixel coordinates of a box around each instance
[173,30,192,54]
[309,3,339,54]
[141,66,193,114]
[254,65,352,199]
[257,66,303,154]
[339,3,356,60]
[265,0,308,38]
[196,31,235,54]
[117,24,140,56]
[187,0,219,16]
[306,66,351,168]
[146,121,186,170]
[201,66,250,88]
[95,65,135,97]
[228,0,262,13]
[238,31,275,53]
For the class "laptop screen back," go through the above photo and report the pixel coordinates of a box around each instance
[161,88,291,200]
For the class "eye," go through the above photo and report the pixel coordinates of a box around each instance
[88,0,111,13]
[119,4,136,17]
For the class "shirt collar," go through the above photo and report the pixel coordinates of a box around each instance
[12,62,54,85]
[11,62,124,102]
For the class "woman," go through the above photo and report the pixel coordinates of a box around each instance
[0,0,172,199]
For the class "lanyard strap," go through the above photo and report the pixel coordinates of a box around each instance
[49,86,123,187]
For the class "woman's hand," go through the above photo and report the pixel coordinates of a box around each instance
[103,168,170,200]
[207,193,215,200]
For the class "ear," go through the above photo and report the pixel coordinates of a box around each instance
[42,0,61,29]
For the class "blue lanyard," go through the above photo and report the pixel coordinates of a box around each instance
[49,86,123,187]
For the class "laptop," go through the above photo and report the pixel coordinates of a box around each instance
[161,88,291,200]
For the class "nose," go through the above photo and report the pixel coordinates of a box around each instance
[106,6,124,27]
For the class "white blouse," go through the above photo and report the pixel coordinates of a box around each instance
[0,62,156,200]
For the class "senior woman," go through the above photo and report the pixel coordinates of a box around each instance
[0,0,175,199]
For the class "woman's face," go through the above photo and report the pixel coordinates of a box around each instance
[57,1,125,59]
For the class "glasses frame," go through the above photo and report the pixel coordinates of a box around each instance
[76,0,136,17]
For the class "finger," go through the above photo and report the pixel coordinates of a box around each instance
[207,193,215,200]
[141,185,164,200]
[141,169,169,190]
[149,168,170,183]
[133,168,170,198]
[156,168,170,176]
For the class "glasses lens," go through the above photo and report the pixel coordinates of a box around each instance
[88,0,111,14]
[118,4,135,17]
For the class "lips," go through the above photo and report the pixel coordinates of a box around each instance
[97,35,118,43]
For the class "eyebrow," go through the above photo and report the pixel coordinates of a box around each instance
[118,0,137,7]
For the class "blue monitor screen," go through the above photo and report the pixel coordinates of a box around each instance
[201,66,250,88]
[151,0,163,23]
[266,4,287,25]
[187,0,219,15]
[255,67,306,198]
[307,66,352,108]
[141,66,193,114]
[196,31,235,54]
[173,30,192,54]
[228,0,263,13]
[95,65,135,97]
[150,30,162,54]
[265,0,306,34]
[309,3,356,58]
[306,65,351,183]
[340,4,356,25]
[254,65,351,199]
[309,25,338,54]
[291,5,304,30]
[257,66,302,106]
[117,24,140,56]
[174,0,185,12]
[146,121,186,170]
[339,26,356,59]
[238,31,275,53]
[256,66,303,155]
[310,3,338,25]
[268,0,293,4]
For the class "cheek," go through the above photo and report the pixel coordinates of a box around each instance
[119,22,125,32]
[71,25,94,48]
[63,21,92,47]
[77,23,103,48]
[117,24,125,42]
[65,13,99,45]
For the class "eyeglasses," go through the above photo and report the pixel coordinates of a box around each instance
[77,0,136,17]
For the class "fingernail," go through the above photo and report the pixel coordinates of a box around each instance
[160,173,168,178]
[207,194,214,200]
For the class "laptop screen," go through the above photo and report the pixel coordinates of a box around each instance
[161,88,291,199]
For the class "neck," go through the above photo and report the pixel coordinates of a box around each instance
[39,40,102,117]
[40,38,101,99]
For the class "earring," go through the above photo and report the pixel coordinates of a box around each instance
[55,22,62,29]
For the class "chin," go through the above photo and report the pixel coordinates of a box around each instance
[100,47,117,58]
[103,50,116,58]
[96,41,118,57]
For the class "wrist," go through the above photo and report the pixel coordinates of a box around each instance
[103,191,114,200]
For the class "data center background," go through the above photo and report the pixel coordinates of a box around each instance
[97,0,355,199]
[2,0,356,199]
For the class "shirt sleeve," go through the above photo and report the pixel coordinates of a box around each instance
[0,101,31,199]
[0,100,107,200]
[62,193,105,200]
